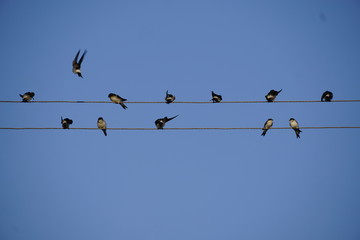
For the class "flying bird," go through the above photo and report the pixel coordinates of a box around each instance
[265,89,282,102]
[97,117,107,136]
[261,118,273,136]
[321,91,333,102]
[108,93,128,109]
[155,115,178,129]
[61,117,73,129]
[165,90,176,104]
[72,49,87,78]
[211,91,222,103]
[289,118,302,138]
[19,92,35,102]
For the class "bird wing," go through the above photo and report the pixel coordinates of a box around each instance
[73,50,80,65]
[78,50,87,66]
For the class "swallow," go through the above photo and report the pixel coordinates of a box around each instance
[261,118,273,136]
[72,49,87,78]
[165,90,176,104]
[289,118,302,138]
[19,92,35,102]
[97,117,107,136]
[61,117,73,129]
[155,115,178,129]
[108,93,128,109]
[211,91,222,103]
[321,91,333,102]
[265,89,282,102]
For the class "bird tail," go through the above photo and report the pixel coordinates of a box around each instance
[167,115,179,122]
[295,129,301,138]
[102,129,107,136]
[261,129,267,136]
[78,73,83,78]
[120,102,128,109]
[278,89,283,93]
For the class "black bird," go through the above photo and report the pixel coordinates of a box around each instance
[289,118,302,138]
[165,90,176,104]
[265,89,282,102]
[321,91,333,102]
[211,91,222,103]
[155,115,178,129]
[19,92,35,102]
[261,118,273,136]
[108,93,128,109]
[72,49,87,78]
[97,117,107,136]
[61,117,73,129]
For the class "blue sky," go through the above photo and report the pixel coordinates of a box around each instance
[1,0,360,239]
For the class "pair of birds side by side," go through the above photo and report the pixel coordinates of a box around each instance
[261,118,302,138]
[61,116,107,136]
[96,115,178,133]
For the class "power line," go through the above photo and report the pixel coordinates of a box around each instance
[1,100,360,104]
[0,127,359,130]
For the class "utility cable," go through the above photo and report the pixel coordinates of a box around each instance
[1,100,360,104]
[0,127,359,130]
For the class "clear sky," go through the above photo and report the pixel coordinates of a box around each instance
[1,0,360,239]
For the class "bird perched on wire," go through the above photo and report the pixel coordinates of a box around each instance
[165,90,176,104]
[211,91,222,103]
[289,118,302,138]
[261,118,273,136]
[72,49,87,78]
[321,91,333,102]
[97,117,107,136]
[265,89,282,102]
[108,93,128,109]
[61,117,73,129]
[19,92,35,102]
[155,115,178,129]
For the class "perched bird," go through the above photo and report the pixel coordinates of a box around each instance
[165,90,176,104]
[289,118,302,138]
[72,49,87,78]
[108,93,128,109]
[19,92,35,102]
[155,115,178,129]
[61,117,73,129]
[261,118,273,136]
[265,89,282,102]
[97,117,107,136]
[321,91,333,102]
[211,91,222,103]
